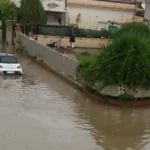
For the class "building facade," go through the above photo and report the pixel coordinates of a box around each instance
[11,0,144,29]
[66,0,144,30]
[11,0,66,25]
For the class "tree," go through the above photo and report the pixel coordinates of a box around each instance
[19,0,47,24]
[0,0,16,44]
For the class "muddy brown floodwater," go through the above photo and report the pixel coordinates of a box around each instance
[0,47,150,150]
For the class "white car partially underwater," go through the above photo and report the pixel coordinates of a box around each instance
[0,53,23,75]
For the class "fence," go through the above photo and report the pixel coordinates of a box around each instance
[18,33,79,76]
[21,25,109,38]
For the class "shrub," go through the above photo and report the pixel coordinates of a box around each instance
[76,22,150,99]
[115,22,150,38]
[76,61,98,89]
[76,31,150,92]
[95,32,150,89]
[76,52,97,64]
[16,42,27,52]
[118,94,135,101]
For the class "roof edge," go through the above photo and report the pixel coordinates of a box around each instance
[67,0,144,11]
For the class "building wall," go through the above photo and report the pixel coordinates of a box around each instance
[18,33,78,76]
[144,3,150,20]
[42,0,66,12]
[11,0,66,12]
[66,6,134,30]
[11,0,66,25]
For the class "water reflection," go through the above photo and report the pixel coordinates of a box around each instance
[72,91,150,150]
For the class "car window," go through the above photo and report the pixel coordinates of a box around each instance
[0,56,18,63]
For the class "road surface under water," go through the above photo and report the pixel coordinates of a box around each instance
[0,47,150,150]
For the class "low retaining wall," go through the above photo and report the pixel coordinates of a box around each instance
[18,33,79,76]
[17,50,150,107]
[18,33,120,97]
[37,35,111,48]
[18,32,150,101]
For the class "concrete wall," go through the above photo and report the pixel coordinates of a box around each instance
[42,0,66,12]
[37,35,111,48]
[18,33,120,97]
[18,33,78,76]
[18,33,150,98]
[66,6,134,30]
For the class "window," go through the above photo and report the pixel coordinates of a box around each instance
[0,56,18,63]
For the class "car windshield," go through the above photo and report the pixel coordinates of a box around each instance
[0,56,18,64]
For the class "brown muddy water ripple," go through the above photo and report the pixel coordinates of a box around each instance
[0,49,150,150]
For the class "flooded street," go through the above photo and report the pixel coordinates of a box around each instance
[0,48,150,150]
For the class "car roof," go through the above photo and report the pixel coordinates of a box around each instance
[0,53,16,57]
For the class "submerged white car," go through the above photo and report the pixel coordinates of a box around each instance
[0,53,23,75]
